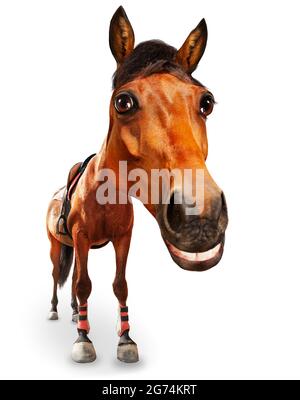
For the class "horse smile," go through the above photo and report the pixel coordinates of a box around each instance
[165,238,225,271]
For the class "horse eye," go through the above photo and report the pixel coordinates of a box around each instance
[114,92,137,114]
[200,93,215,117]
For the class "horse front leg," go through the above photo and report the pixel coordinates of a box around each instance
[71,261,79,323]
[112,232,139,363]
[71,230,96,363]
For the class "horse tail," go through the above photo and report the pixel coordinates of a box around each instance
[58,244,74,287]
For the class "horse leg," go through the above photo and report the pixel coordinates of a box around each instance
[71,261,79,322]
[71,231,96,363]
[48,232,61,320]
[113,233,139,363]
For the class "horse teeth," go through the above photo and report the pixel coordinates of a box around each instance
[167,242,221,262]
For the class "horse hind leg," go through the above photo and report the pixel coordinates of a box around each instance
[47,231,74,320]
[48,233,61,320]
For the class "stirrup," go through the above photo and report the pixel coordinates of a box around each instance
[56,215,68,236]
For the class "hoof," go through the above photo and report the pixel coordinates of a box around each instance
[117,343,139,363]
[72,313,79,323]
[72,342,96,363]
[48,311,58,320]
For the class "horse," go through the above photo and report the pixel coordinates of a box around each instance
[46,6,228,364]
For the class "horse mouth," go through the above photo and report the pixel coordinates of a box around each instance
[165,238,224,271]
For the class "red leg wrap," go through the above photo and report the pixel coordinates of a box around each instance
[77,303,90,333]
[119,304,130,336]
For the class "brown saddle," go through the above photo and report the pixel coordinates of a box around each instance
[67,162,82,191]
[56,154,96,237]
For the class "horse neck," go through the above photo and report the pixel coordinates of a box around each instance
[97,126,127,172]
[96,138,108,167]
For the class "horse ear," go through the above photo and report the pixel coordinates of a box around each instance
[109,6,135,65]
[176,19,208,74]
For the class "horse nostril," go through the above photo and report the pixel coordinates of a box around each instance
[221,192,227,214]
[166,192,184,232]
[218,191,228,231]
[164,191,227,238]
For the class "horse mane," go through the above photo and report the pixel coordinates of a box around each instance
[112,40,203,89]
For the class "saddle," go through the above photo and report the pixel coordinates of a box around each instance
[56,153,96,237]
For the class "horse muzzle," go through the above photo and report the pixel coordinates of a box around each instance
[156,191,228,271]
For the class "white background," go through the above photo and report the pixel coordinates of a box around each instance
[0,0,299,380]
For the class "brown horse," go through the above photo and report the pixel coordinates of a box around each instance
[46,6,228,364]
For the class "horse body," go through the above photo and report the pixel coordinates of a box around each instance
[48,144,134,245]
[46,6,228,364]
[47,138,136,361]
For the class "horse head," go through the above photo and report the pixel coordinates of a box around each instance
[106,6,228,272]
